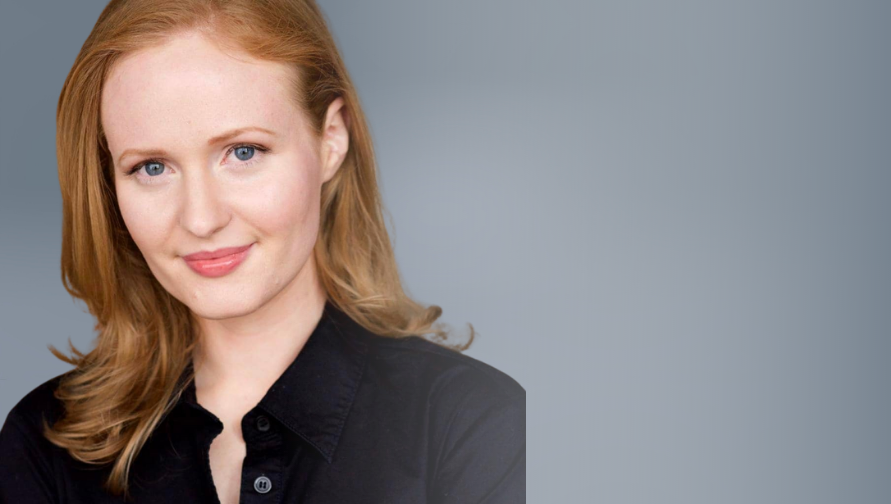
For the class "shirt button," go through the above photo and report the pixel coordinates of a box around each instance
[254,475,272,494]
[256,415,271,432]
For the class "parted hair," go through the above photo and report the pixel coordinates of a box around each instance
[46,0,473,499]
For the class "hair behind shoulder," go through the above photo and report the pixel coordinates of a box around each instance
[48,0,473,498]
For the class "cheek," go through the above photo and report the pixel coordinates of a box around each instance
[115,186,176,255]
[243,165,321,243]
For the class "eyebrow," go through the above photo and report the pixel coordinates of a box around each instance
[116,126,278,168]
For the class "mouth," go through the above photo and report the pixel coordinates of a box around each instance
[182,243,254,278]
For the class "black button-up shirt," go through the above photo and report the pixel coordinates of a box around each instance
[0,302,526,503]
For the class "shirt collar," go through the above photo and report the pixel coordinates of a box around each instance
[175,300,370,463]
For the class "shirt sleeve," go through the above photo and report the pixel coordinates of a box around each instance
[428,370,526,504]
[0,410,59,504]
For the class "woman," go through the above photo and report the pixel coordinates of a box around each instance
[0,0,525,503]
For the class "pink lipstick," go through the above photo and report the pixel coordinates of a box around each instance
[182,243,253,278]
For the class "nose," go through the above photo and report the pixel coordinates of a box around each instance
[178,169,231,238]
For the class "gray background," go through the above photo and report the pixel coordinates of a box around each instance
[1,0,889,502]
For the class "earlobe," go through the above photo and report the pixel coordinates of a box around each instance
[321,97,350,183]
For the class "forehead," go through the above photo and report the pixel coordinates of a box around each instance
[101,31,299,151]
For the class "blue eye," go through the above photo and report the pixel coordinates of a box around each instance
[145,161,165,176]
[126,144,267,182]
[126,160,165,177]
[234,146,255,161]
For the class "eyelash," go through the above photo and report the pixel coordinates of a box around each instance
[125,143,270,179]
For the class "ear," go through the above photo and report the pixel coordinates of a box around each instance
[319,97,350,183]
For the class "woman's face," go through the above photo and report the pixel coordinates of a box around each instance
[101,30,348,320]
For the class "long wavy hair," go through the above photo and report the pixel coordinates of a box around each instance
[45,0,474,499]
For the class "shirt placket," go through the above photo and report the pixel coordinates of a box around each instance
[239,408,285,504]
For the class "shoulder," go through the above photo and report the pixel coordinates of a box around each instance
[366,332,525,403]
[355,332,525,440]
[359,334,526,501]
[3,371,70,432]
[325,303,523,404]
[0,372,70,503]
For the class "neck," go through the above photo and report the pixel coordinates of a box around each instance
[191,255,327,403]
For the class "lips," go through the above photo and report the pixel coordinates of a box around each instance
[182,243,254,278]
[182,244,253,261]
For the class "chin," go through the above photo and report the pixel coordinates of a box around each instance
[169,282,266,320]
[184,297,263,320]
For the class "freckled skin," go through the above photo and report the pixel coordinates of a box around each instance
[101,31,341,321]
